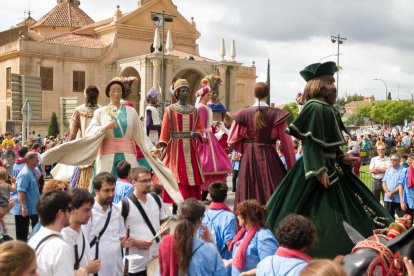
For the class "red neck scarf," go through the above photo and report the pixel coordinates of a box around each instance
[209,202,232,212]
[15,158,25,165]
[118,177,132,184]
[276,247,312,262]
[408,164,414,188]
[228,227,259,270]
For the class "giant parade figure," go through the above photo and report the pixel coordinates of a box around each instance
[42,79,183,203]
[266,61,393,258]
[195,86,232,203]
[228,82,296,206]
[203,75,231,154]
[156,79,204,207]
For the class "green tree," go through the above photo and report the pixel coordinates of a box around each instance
[345,112,365,126]
[349,94,365,102]
[48,112,59,137]
[282,102,299,124]
[354,100,414,125]
[337,97,346,107]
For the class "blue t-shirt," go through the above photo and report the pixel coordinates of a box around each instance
[256,255,307,276]
[14,166,40,215]
[402,168,414,209]
[188,237,227,276]
[231,229,279,275]
[113,179,134,204]
[382,166,404,203]
[198,208,237,260]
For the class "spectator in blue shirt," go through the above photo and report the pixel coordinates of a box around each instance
[13,152,40,241]
[382,154,405,218]
[113,160,134,204]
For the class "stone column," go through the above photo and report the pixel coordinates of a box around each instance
[217,64,228,108]
[228,65,236,112]
[164,59,174,104]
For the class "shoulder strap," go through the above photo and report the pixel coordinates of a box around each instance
[74,233,86,270]
[35,234,60,252]
[89,205,112,247]
[121,197,130,223]
[128,193,159,243]
[191,242,205,257]
[284,260,307,274]
[210,210,225,222]
[150,192,161,210]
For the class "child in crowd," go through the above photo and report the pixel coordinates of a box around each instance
[0,167,15,241]
[198,182,236,260]
[256,214,317,275]
[401,154,409,168]
[231,150,242,193]
[1,132,15,149]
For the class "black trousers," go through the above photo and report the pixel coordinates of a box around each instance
[384,202,403,218]
[14,214,38,242]
[232,170,239,192]
[371,178,384,202]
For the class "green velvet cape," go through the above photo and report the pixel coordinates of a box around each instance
[266,100,393,258]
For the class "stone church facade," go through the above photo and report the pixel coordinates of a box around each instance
[0,0,256,134]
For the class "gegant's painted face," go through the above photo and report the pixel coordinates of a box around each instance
[319,75,337,105]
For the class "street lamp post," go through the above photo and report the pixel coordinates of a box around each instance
[330,34,346,99]
[151,11,174,118]
[373,78,388,100]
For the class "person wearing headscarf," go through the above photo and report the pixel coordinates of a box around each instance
[156,79,204,205]
[195,86,232,203]
[228,82,296,207]
[266,61,393,258]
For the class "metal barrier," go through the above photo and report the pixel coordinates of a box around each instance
[359,171,373,190]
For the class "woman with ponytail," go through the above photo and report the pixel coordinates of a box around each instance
[158,198,226,276]
[228,82,296,207]
[227,199,278,275]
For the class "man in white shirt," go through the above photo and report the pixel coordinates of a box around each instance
[84,172,132,276]
[118,166,168,276]
[28,189,77,276]
[369,145,390,202]
[62,188,101,274]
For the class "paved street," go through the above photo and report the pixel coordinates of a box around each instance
[4,175,236,240]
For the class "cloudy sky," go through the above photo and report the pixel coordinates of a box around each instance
[1,0,414,104]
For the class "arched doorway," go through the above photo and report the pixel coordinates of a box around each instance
[120,67,141,113]
[174,69,204,104]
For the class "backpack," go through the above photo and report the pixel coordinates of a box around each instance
[121,192,161,222]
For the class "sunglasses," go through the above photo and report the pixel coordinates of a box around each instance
[59,187,68,191]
